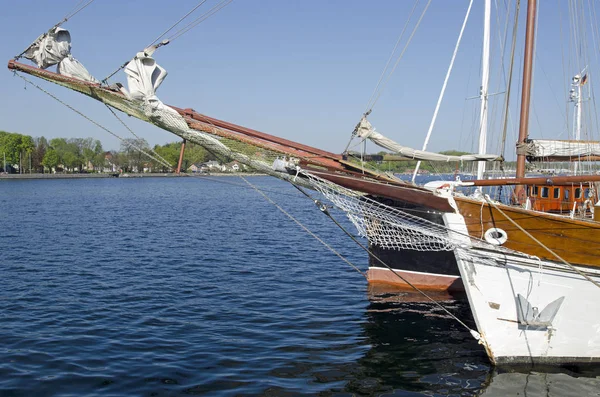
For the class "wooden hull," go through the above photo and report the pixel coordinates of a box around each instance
[454,196,600,268]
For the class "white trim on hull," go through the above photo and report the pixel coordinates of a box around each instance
[446,213,600,365]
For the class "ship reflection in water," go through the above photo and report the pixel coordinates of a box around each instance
[481,371,600,396]
[341,285,600,396]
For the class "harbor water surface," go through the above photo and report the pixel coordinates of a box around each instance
[1,176,599,396]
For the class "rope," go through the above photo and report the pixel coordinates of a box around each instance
[366,0,432,113]
[483,195,600,289]
[14,0,97,60]
[499,0,521,162]
[102,0,232,85]
[147,0,209,48]
[190,174,304,198]
[104,104,173,170]
[15,72,173,170]
[239,176,367,278]
[60,0,96,26]
[291,182,482,338]
[167,0,234,42]
[364,0,421,113]
[412,0,474,182]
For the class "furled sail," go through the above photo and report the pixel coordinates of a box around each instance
[124,45,168,105]
[22,27,99,83]
[523,139,600,159]
[355,117,501,162]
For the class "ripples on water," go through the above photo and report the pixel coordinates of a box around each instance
[1,176,599,396]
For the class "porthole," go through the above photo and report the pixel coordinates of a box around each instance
[484,228,508,245]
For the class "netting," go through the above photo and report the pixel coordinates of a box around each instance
[302,172,458,252]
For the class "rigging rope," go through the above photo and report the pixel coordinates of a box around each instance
[483,195,600,289]
[238,175,367,278]
[412,0,475,182]
[146,0,209,48]
[166,0,234,42]
[15,72,174,170]
[60,0,96,26]
[500,0,521,163]
[104,104,174,170]
[14,0,97,60]
[365,0,424,114]
[289,180,482,339]
[102,0,233,85]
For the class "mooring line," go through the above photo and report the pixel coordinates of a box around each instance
[290,183,482,338]
[238,175,366,278]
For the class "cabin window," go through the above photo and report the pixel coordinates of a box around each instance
[541,187,549,198]
[564,189,570,200]
[530,186,538,196]
[585,188,591,198]
[575,188,582,199]
[553,188,560,199]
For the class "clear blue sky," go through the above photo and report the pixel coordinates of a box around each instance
[1,1,596,158]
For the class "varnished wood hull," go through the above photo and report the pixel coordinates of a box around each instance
[454,196,600,268]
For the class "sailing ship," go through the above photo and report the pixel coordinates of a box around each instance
[7,0,600,365]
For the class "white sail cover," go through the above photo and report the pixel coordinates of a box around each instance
[22,27,99,83]
[23,28,71,69]
[355,117,500,162]
[526,139,600,158]
[124,48,168,106]
[123,49,183,124]
[57,55,99,83]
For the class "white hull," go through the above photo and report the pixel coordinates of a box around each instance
[446,214,600,365]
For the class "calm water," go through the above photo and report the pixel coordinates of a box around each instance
[1,176,599,396]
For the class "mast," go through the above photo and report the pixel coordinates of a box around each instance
[477,0,491,180]
[569,73,583,175]
[514,0,537,202]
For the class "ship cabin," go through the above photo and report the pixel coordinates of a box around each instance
[526,183,598,217]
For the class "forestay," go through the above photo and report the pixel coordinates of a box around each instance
[355,116,501,162]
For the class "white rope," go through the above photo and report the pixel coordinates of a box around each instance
[412,0,475,182]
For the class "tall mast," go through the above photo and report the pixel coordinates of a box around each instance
[514,0,537,201]
[477,0,492,180]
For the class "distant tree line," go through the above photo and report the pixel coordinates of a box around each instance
[0,130,219,174]
[358,150,517,174]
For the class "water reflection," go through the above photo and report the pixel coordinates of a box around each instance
[339,286,489,395]
[480,370,600,396]
[348,286,600,396]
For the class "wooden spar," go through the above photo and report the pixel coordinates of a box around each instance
[514,0,537,201]
[465,174,600,187]
[177,139,186,174]
[7,59,393,179]
[306,168,455,212]
[169,106,342,161]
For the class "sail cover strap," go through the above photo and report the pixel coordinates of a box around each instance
[355,116,500,162]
